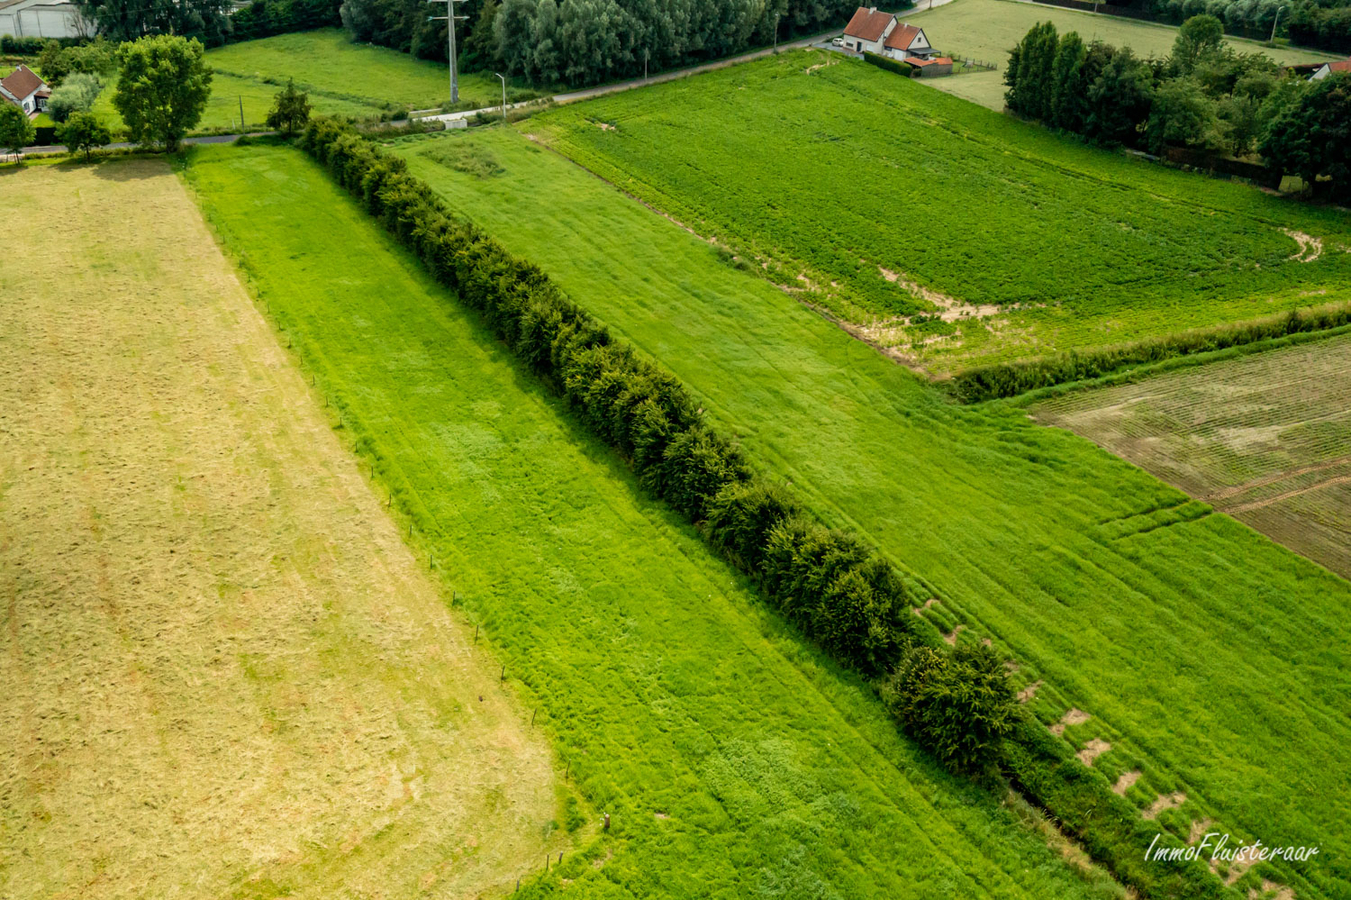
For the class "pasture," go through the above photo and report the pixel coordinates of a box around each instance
[905,0,1340,109]
[394,124,1351,897]
[0,160,563,898]
[530,51,1351,375]
[1032,331,1351,580]
[181,140,1126,900]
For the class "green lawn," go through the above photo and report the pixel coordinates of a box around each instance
[529,51,1351,375]
[392,124,1351,898]
[181,141,1118,900]
[204,28,512,112]
[905,0,1341,109]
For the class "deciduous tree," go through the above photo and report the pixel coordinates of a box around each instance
[112,35,212,151]
[265,78,312,135]
[57,110,111,160]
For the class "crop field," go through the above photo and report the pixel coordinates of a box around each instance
[394,124,1351,897]
[905,0,1339,109]
[178,140,1132,900]
[530,51,1351,376]
[0,160,564,898]
[1032,332,1351,580]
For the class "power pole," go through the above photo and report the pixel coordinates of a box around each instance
[1269,4,1287,43]
[428,0,467,104]
[494,72,506,122]
[239,96,245,130]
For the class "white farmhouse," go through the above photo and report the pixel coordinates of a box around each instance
[0,64,50,117]
[841,7,937,62]
[0,0,88,39]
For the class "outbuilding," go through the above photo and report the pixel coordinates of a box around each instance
[0,0,87,39]
[1310,59,1351,80]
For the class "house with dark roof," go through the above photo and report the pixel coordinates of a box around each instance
[0,64,50,118]
[1311,59,1351,80]
[841,7,937,62]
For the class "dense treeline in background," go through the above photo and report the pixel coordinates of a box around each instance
[1144,0,1351,55]
[57,0,870,84]
[1004,15,1350,196]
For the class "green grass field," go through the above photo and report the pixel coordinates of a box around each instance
[1031,331,1351,580]
[391,124,1351,897]
[529,51,1351,375]
[83,29,526,138]
[180,141,1123,900]
[906,0,1341,108]
[204,28,511,113]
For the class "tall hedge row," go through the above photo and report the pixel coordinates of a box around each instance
[952,301,1351,402]
[292,119,1241,899]
[297,117,914,677]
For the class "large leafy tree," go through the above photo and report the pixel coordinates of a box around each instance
[113,35,212,151]
[1146,77,1220,153]
[0,103,37,159]
[1260,72,1351,199]
[1171,13,1223,74]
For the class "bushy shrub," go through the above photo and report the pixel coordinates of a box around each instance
[882,643,1019,773]
[46,73,103,123]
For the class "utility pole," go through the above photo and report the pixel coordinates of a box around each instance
[773,13,780,52]
[1269,4,1287,43]
[428,0,467,104]
[239,96,245,130]
[494,72,506,122]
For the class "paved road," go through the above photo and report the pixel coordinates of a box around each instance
[21,132,267,158]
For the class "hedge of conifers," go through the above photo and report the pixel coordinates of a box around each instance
[294,118,1230,899]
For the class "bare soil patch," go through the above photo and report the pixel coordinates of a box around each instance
[1076,738,1112,767]
[0,160,560,900]
[1143,791,1187,820]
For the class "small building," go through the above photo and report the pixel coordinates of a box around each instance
[883,22,937,62]
[0,64,50,118]
[841,6,897,55]
[903,55,953,77]
[841,7,937,62]
[1310,59,1351,80]
[0,0,87,39]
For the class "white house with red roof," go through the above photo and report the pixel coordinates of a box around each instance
[1310,58,1351,80]
[0,64,50,118]
[841,6,937,61]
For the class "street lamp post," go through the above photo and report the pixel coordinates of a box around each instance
[1269,4,1287,44]
[494,72,507,123]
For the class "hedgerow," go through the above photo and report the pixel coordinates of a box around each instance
[297,116,914,678]
[952,300,1351,401]
[293,118,1238,898]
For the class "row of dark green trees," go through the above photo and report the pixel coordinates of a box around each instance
[290,116,1227,899]
[1147,0,1351,56]
[1005,15,1350,197]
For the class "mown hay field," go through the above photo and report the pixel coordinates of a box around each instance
[0,159,564,899]
[394,124,1351,897]
[181,140,1127,900]
[1032,332,1351,579]
[530,51,1351,376]
[904,0,1340,109]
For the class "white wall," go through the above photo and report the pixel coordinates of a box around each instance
[0,1,85,39]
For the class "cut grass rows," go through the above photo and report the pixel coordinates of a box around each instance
[393,124,1351,897]
[0,159,562,900]
[182,142,1118,900]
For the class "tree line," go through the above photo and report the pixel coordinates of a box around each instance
[1146,0,1351,55]
[1005,15,1350,197]
[338,0,858,86]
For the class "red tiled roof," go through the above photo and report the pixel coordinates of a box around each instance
[1,64,45,101]
[903,56,934,66]
[884,23,922,51]
[1329,59,1351,72]
[934,57,952,65]
[844,7,893,41]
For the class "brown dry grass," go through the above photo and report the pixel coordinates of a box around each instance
[0,160,562,899]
